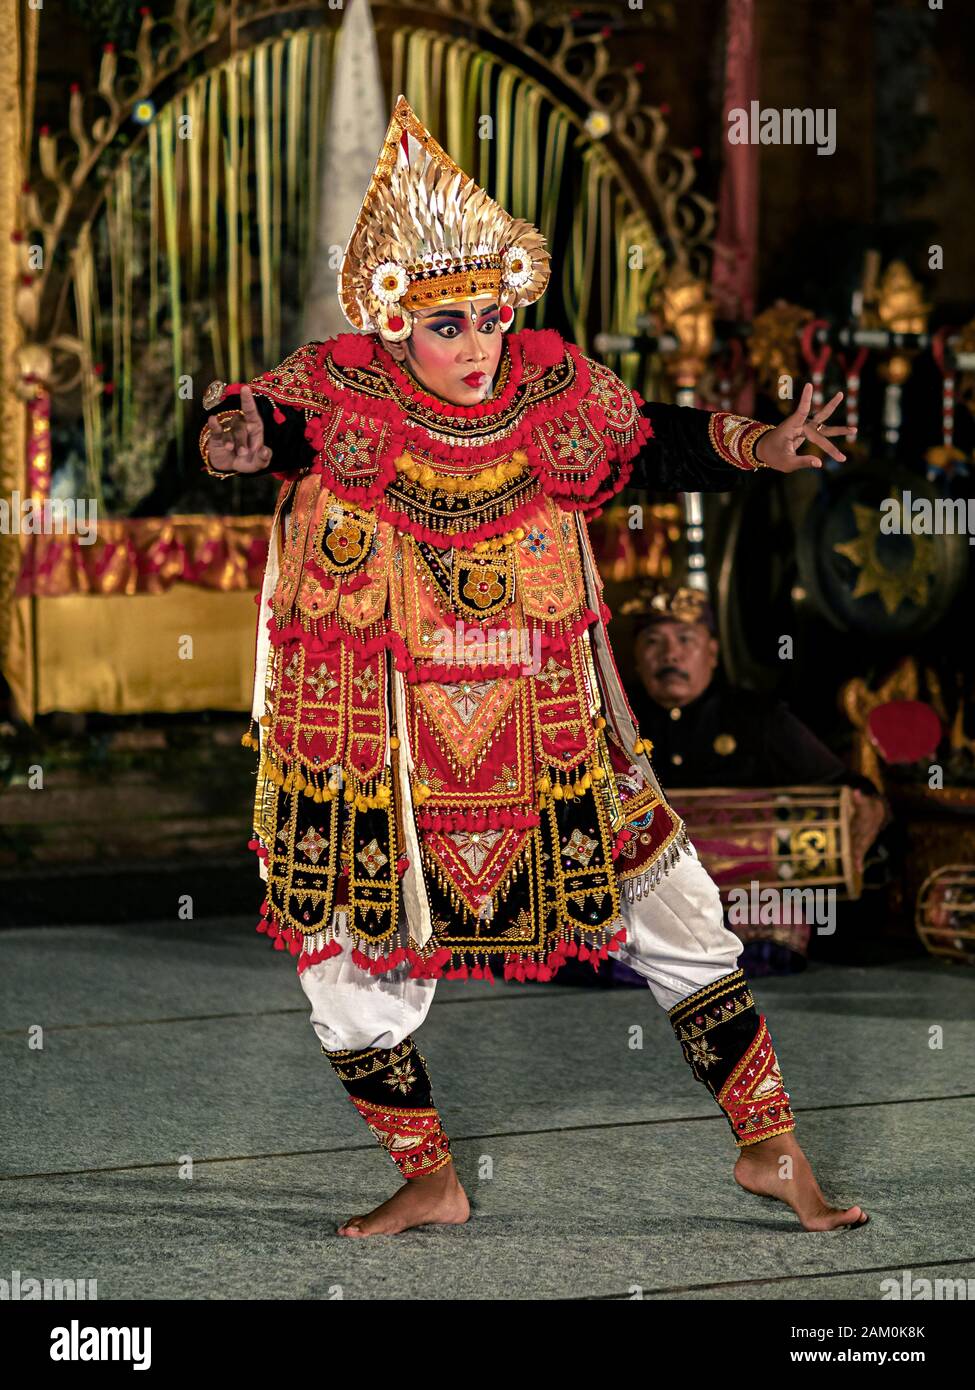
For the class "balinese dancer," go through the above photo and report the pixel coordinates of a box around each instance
[199,97,866,1237]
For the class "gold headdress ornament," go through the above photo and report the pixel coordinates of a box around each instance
[620,584,716,632]
[337,95,551,342]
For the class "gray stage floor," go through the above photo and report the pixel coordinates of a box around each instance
[2,919,973,1300]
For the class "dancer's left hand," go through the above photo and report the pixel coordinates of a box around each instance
[755,382,857,472]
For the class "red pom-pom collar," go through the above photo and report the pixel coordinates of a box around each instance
[329,332,375,368]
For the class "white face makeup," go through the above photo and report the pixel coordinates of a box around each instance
[383,295,504,405]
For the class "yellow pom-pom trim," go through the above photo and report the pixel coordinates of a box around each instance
[395,449,527,497]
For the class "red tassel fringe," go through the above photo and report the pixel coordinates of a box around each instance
[612,827,634,859]
[253,874,629,985]
[265,605,605,684]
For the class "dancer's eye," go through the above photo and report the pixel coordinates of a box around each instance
[426,317,497,338]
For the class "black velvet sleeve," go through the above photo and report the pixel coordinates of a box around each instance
[200,390,316,481]
[630,400,757,494]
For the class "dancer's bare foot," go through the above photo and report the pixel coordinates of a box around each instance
[337,1159,470,1237]
[734,1131,869,1232]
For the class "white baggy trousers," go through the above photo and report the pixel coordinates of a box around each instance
[297,842,743,1052]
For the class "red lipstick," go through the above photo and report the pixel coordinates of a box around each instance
[462,371,486,387]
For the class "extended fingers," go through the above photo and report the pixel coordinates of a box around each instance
[239,385,265,442]
[803,423,846,462]
[811,389,844,422]
[786,381,814,425]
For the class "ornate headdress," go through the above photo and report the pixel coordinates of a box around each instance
[337,95,551,342]
[620,584,716,634]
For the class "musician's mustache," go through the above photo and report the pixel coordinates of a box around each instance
[654,664,690,681]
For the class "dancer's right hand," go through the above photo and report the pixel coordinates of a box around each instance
[206,385,273,474]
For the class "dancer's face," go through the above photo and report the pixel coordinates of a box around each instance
[384,295,503,405]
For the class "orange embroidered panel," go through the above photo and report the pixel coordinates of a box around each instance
[272,473,321,623]
[393,535,524,662]
[513,496,586,623]
[405,677,534,812]
[413,678,519,772]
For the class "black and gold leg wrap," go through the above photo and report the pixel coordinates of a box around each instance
[322,1037,452,1179]
[667,968,796,1147]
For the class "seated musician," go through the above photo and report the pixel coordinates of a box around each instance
[621,585,888,972]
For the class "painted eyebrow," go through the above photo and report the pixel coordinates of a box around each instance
[421,303,500,322]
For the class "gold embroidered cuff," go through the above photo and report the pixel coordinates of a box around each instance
[349,1096,453,1179]
[717,1016,796,1147]
[707,412,776,471]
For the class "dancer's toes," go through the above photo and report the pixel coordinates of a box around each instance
[800,1203,869,1232]
[734,1134,869,1232]
[335,1165,470,1237]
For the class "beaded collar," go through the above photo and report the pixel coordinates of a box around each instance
[240,328,651,542]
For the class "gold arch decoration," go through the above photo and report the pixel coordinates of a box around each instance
[4,0,711,717]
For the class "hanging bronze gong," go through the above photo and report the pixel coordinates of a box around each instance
[794,466,968,638]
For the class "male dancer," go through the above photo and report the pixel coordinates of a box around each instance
[200,98,867,1237]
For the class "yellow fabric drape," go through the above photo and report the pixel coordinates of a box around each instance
[5,589,259,717]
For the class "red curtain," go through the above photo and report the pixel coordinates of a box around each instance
[711,0,759,412]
